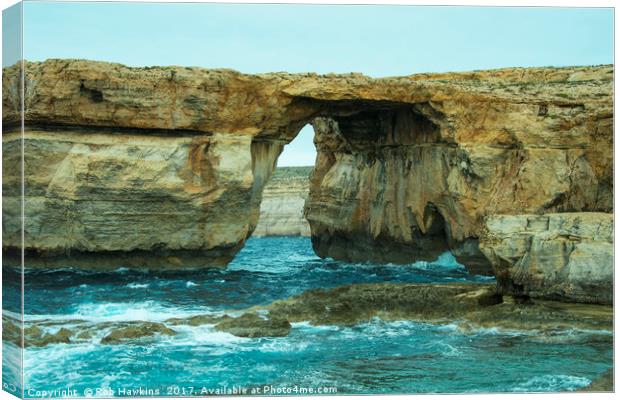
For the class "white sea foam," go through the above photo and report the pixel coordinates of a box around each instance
[559,327,613,336]
[433,323,461,332]
[159,325,249,355]
[186,281,198,288]
[355,319,420,337]
[2,342,22,383]
[24,342,98,374]
[438,342,462,356]
[23,301,213,323]
[3,310,22,320]
[291,321,341,331]
[170,325,248,345]
[191,329,245,345]
[125,283,149,289]
[431,320,536,338]
[259,337,309,353]
[512,374,591,392]
[526,327,613,344]
[407,251,466,271]
[253,364,277,372]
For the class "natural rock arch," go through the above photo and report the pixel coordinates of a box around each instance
[2,60,613,279]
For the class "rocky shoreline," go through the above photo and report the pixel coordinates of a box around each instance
[6,275,612,391]
[481,213,613,304]
[5,281,612,348]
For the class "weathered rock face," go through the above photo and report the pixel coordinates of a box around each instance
[2,60,613,281]
[214,313,291,338]
[253,167,311,237]
[2,128,269,269]
[480,213,613,304]
[100,322,177,344]
[305,77,613,270]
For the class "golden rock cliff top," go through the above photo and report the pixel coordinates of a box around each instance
[3,59,613,139]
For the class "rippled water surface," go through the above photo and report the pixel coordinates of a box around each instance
[2,237,613,396]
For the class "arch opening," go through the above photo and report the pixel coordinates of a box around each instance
[252,123,316,237]
[277,124,317,168]
[251,101,494,277]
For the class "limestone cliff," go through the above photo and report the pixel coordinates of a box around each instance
[2,60,613,290]
[305,75,613,270]
[253,167,312,237]
[480,213,613,304]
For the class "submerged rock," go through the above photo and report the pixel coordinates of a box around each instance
[156,283,612,337]
[581,369,613,392]
[4,318,179,347]
[24,326,72,347]
[2,317,22,346]
[76,329,96,340]
[258,282,612,333]
[101,322,177,344]
[3,317,87,347]
[36,328,73,346]
[455,296,613,332]
[214,313,291,338]
[262,283,499,325]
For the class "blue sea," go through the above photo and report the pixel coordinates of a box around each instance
[2,237,613,396]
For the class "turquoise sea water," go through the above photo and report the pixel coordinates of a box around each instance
[2,237,613,396]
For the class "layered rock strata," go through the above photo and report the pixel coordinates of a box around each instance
[253,167,312,237]
[480,213,613,304]
[306,90,613,270]
[2,61,613,297]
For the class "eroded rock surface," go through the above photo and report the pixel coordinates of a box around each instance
[480,213,613,304]
[2,60,613,286]
[2,316,179,347]
[254,282,613,333]
[582,369,613,392]
[101,322,177,344]
[214,313,291,337]
[306,80,613,269]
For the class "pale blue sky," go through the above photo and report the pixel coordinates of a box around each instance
[5,2,615,166]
